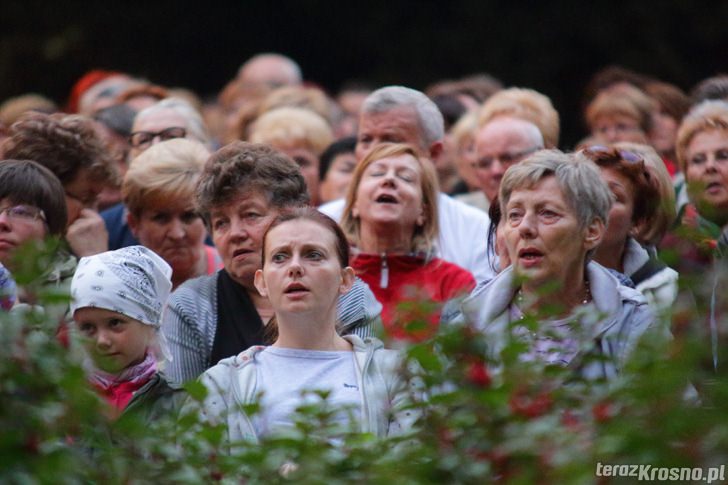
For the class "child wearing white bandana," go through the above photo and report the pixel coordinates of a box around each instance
[70,246,184,421]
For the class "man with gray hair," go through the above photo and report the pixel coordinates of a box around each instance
[474,117,545,203]
[237,52,302,88]
[319,85,495,283]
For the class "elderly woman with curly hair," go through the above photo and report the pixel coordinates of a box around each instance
[163,142,381,384]
[460,150,654,379]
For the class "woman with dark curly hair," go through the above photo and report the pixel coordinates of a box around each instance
[3,112,117,257]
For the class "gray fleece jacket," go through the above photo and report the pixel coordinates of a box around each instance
[194,335,417,447]
[458,261,655,380]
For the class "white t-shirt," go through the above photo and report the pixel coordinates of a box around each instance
[318,192,495,283]
[254,347,362,437]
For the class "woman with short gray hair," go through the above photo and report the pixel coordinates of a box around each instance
[459,150,654,379]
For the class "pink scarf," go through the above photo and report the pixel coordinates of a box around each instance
[89,352,157,411]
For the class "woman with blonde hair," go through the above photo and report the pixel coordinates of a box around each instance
[249,106,334,205]
[478,87,560,148]
[123,138,220,289]
[341,143,475,341]
[585,84,654,146]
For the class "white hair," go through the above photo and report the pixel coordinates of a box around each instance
[134,97,211,148]
[362,86,444,147]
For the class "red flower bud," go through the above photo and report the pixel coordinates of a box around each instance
[466,361,491,387]
[592,401,615,422]
[509,389,553,418]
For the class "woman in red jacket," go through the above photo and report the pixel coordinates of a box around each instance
[341,143,475,341]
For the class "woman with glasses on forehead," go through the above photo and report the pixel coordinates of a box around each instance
[0,159,69,308]
[582,145,679,315]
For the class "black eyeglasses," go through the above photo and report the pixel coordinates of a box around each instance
[473,146,540,170]
[0,204,46,223]
[129,126,187,148]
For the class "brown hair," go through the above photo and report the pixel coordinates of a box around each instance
[581,146,661,226]
[195,142,308,228]
[261,207,350,269]
[260,207,350,343]
[612,141,676,245]
[585,84,654,135]
[644,81,690,124]
[0,159,68,236]
[340,143,439,254]
[3,112,117,186]
[116,84,168,104]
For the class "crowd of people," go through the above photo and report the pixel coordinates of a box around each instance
[0,52,726,444]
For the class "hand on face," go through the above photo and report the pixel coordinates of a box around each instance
[66,208,109,257]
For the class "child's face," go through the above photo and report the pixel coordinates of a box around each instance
[74,307,153,373]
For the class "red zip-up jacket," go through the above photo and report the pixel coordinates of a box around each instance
[352,253,475,341]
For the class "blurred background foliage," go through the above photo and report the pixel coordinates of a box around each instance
[1,0,727,146]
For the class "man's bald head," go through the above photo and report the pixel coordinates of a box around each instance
[474,117,544,201]
[237,53,302,88]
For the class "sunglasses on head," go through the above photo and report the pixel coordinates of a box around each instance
[582,145,644,164]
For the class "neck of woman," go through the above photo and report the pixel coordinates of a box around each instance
[358,221,413,254]
[273,310,352,351]
[592,239,627,274]
[520,269,591,318]
[249,288,274,322]
[171,247,208,290]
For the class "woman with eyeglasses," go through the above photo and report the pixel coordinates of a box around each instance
[582,145,679,315]
[102,97,213,251]
[459,150,653,379]
[0,159,68,308]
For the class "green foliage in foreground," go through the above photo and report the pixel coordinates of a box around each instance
[1,244,727,484]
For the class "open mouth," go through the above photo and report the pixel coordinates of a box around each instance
[518,248,544,261]
[232,248,253,258]
[285,282,309,294]
[375,194,398,204]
